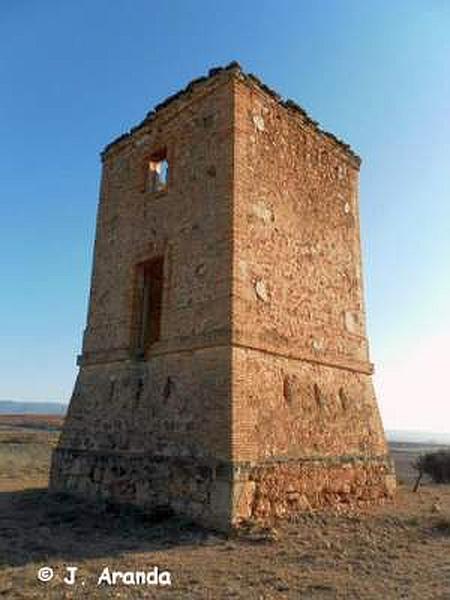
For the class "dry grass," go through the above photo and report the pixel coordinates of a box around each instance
[0,419,450,599]
[0,415,63,431]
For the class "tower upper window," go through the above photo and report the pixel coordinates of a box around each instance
[146,149,169,193]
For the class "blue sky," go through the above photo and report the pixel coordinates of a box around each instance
[1,1,449,431]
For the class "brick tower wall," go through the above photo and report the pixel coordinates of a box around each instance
[50,65,394,530]
[230,77,394,522]
[50,72,238,528]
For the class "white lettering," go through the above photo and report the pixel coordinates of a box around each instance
[97,566,172,586]
[63,566,78,585]
[97,567,112,585]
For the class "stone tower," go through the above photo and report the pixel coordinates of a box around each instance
[50,63,395,530]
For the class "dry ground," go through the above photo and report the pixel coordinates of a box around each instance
[0,416,449,599]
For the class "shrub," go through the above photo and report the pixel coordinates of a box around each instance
[413,450,450,488]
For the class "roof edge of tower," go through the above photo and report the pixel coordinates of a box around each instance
[101,61,361,166]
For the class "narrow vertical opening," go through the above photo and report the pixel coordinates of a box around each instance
[134,257,164,357]
[146,149,169,193]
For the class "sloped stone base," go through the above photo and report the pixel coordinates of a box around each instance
[50,448,395,531]
[232,456,396,524]
[50,447,233,531]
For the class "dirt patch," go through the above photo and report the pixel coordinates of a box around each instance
[0,427,450,598]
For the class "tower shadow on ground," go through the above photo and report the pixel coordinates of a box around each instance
[0,487,223,568]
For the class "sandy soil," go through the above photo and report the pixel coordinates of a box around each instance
[0,418,449,599]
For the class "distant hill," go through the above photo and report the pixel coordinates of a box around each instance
[0,400,67,415]
[387,429,450,445]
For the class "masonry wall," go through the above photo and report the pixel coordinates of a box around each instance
[82,75,235,364]
[51,66,394,530]
[51,72,238,528]
[229,78,393,522]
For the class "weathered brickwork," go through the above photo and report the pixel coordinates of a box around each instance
[50,63,395,530]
